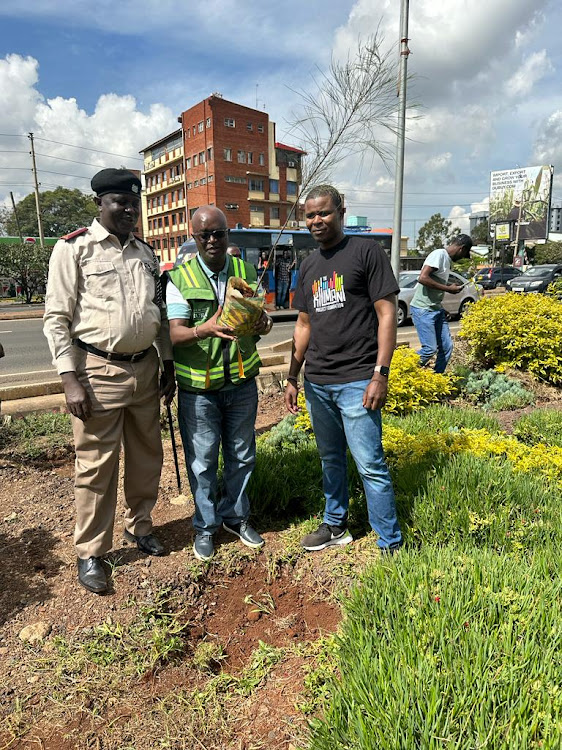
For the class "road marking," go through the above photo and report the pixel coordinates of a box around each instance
[0,330,13,334]
[0,368,56,379]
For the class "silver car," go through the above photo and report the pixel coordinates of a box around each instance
[397,271,483,327]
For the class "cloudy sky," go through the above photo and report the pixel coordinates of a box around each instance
[0,0,560,243]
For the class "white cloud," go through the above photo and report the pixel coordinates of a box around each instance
[505,50,553,98]
[0,54,177,202]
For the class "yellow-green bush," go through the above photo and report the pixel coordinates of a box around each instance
[385,347,455,414]
[382,422,562,487]
[459,293,562,385]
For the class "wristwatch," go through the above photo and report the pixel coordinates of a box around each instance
[373,365,390,377]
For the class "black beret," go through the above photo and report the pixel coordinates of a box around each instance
[91,168,142,197]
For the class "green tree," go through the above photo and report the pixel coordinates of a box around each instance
[0,243,52,303]
[417,213,461,254]
[534,241,562,264]
[471,219,489,246]
[4,187,97,238]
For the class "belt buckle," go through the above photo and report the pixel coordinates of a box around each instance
[130,351,141,362]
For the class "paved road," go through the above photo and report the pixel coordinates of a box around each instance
[0,316,463,388]
[0,318,299,386]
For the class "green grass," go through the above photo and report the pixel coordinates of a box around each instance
[513,408,562,447]
[309,546,562,750]
[0,411,73,459]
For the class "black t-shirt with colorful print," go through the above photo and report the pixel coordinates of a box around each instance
[292,235,399,385]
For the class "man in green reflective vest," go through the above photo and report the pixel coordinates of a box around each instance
[167,206,273,561]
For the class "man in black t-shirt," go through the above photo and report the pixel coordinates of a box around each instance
[285,184,402,553]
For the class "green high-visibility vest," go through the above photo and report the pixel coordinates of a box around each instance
[168,255,261,391]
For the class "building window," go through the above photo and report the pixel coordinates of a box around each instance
[178,188,184,200]
[201,177,207,186]
[287,181,298,195]
[199,151,205,163]
[187,182,193,190]
[194,180,199,187]
[164,216,169,227]
[198,121,204,132]
[258,124,264,133]
[225,175,247,184]
[250,178,264,192]
[158,218,163,228]
[207,146,213,161]
[192,126,196,136]
[247,122,253,131]
[224,148,232,161]
[288,159,297,167]
[250,206,261,212]
[247,152,253,165]
[269,179,279,194]
[183,155,190,168]
[208,174,214,182]
[224,118,235,128]
[271,206,280,219]
[206,117,211,128]
[225,203,239,210]
[237,150,246,163]
[193,154,198,167]
[258,153,265,166]
[171,214,176,225]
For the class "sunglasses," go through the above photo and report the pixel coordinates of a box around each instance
[192,229,229,242]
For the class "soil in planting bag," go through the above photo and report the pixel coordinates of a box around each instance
[219,276,265,336]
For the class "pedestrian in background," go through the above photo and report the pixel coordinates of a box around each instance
[410,234,473,373]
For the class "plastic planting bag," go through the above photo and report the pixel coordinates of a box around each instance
[219,277,265,336]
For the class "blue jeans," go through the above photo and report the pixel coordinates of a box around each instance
[177,378,258,534]
[304,379,402,549]
[276,279,290,308]
[411,306,453,373]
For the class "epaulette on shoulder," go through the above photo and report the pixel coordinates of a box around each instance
[134,235,153,249]
[61,227,88,241]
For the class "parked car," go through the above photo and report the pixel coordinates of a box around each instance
[397,271,483,327]
[506,264,562,293]
[474,266,522,289]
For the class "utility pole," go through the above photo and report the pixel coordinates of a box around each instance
[390,0,410,279]
[28,132,45,248]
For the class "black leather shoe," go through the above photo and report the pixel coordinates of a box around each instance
[124,530,165,556]
[77,557,108,594]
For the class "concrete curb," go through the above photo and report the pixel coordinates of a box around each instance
[0,309,44,321]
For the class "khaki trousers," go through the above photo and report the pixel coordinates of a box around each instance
[71,347,163,559]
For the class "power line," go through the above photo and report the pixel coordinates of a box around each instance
[33,136,142,161]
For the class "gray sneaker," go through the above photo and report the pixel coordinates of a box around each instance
[222,521,265,549]
[301,522,353,551]
[193,533,214,561]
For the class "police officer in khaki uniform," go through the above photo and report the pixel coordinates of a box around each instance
[43,168,175,594]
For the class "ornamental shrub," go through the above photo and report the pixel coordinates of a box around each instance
[458,293,562,385]
[463,369,535,411]
[385,347,456,415]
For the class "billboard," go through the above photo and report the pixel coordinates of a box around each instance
[489,165,553,241]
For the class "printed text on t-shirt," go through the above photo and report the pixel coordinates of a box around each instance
[312,272,346,312]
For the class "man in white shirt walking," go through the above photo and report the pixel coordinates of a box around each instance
[410,234,473,373]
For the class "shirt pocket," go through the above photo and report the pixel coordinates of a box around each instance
[82,261,120,298]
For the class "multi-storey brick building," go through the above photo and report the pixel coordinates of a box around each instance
[140,94,304,264]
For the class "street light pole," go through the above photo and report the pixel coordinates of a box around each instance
[390,0,410,279]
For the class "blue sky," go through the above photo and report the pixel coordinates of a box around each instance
[1,0,561,242]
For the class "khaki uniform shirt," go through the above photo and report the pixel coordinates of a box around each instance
[43,218,173,374]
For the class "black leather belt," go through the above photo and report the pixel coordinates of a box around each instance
[73,339,152,362]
